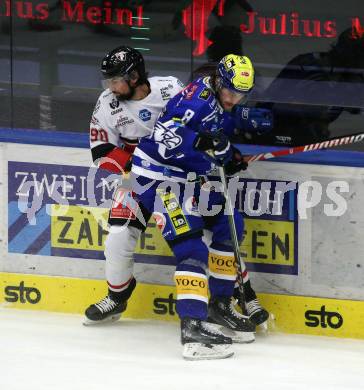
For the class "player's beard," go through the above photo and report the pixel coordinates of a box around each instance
[115,83,136,101]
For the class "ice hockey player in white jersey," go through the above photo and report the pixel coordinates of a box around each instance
[84,46,184,324]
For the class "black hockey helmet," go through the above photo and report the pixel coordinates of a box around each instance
[101,46,146,82]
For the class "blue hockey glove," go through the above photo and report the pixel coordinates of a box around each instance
[232,106,273,135]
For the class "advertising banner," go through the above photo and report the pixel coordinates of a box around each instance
[7,161,298,276]
[2,143,364,302]
[1,271,364,340]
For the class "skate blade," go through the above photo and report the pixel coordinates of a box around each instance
[83,313,122,326]
[258,321,268,333]
[182,343,234,361]
[249,309,269,326]
[256,312,276,335]
[206,323,255,344]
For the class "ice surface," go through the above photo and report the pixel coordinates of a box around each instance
[1,308,363,390]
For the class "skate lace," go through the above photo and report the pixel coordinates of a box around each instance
[201,321,225,336]
[229,298,249,320]
[246,299,261,315]
[95,296,117,313]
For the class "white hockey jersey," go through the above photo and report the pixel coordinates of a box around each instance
[90,76,184,150]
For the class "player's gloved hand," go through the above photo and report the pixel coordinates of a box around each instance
[232,106,273,135]
[193,131,232,166]
[224,146,248,175]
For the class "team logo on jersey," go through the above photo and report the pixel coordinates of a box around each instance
[109,98,120,110]
[184,84,198,100]
[139,109,152,122]
[154,121,182,158]
[198,88,210,101]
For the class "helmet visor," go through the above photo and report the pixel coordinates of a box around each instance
[228,88,249,105]
[221,86,250,106]
[101,75,130,90]
[218,86,251,112]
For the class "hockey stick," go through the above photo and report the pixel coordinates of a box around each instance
[218,166,247,314]
[216,132,364,316]
[245,132,364,163]
[217,132,364,316]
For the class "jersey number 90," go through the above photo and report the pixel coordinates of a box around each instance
[90,128,109,142]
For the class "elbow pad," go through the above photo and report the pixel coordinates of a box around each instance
[91,143,132,173]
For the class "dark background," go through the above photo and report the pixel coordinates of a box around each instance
[1,0,363,150]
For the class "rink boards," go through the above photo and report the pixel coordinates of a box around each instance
[1,139,364,340]
[1,271,364,339]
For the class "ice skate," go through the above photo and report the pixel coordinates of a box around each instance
[234,285,270,329]
[207,296,255,343]
[83,295,128,325]
[246,298,270,329]
[83,278,136,326]
[181,318,234,360]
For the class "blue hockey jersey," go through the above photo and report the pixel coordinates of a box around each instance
[132,77,235,182]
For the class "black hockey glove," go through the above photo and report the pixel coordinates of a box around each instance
[224,146,248,175]
[124,155,133,173]
[193,132,232,166]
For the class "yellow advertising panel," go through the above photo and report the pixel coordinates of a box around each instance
[49,205,296,274]
[135,221,172,256]
[1,272,364,340]
[51,205,108,251]
[242,219,295,266]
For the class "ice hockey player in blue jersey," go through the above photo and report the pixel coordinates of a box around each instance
[131,54,270,360]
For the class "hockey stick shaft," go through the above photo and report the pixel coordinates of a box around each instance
[218,166,246,312]
[246,132,364,163]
